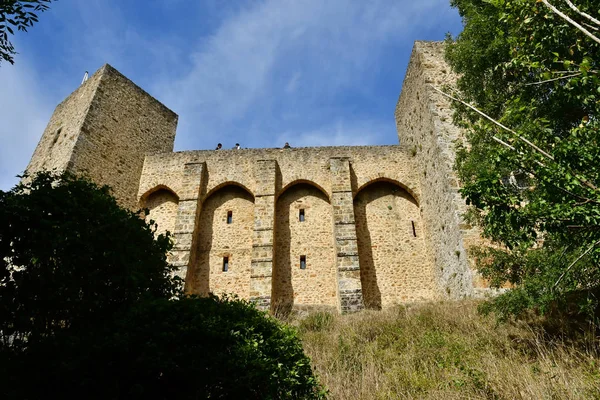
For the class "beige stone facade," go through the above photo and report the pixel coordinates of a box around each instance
[25,41,485,313]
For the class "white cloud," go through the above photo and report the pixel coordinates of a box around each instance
[154,0,456,151]
[0,62,52,191]
[275,119,396,148]
[285,71,301,94]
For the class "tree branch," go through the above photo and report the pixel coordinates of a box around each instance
[553,239,600,289]
[523,72,581,86]
[432,85,600,193]
[582,21,599,32]
[431,85,555,160]
[563,0,600,28]
[542,0,600,45]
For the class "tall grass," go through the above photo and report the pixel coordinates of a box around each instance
[295,301,600,399]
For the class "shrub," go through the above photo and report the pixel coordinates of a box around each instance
[0,171,180,348]
[2,296,326,399]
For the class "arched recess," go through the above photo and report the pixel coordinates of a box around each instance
[277,180,331,202]
[188,184,255,299]
[273,182,337,313]
[354,181,434,309]
[204,181,254,202]
[141,186,179,237]
[354,177,419,206]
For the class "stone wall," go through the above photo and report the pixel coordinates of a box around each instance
[394,41,477,297]
[145,188,179,236]
[189,185,254,299]
[26,70,104,175]
[137,145,446,312]
[273,183,338,312]
[138,146,421,204]
[355,181,437,308]
[26,64,178,211]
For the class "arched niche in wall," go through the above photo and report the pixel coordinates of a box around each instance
[188,183,255,299]
[140,186,179,237]
[354,179,434,309]
[272,182,337,314]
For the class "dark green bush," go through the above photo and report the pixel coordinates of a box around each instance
[2,296,325,399]
[0,171,180,347]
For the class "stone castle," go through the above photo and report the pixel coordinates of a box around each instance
[25,41,484,313]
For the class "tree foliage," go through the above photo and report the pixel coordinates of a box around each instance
[445,0,600,320]
[2,296,326,399]
[0,0,55,65]
[0,171,181,347]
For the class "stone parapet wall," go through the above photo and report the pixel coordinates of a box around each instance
[138,145,420,204]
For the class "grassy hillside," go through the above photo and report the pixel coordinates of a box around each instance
[294,301,600,399]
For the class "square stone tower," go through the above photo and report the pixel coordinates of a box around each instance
[26,64,178,210]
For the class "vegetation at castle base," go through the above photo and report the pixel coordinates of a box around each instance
[3,296,326,400]
[296,302,600,399]
[0,171,180,347]
[0,0,55,65]
[0,172,324,399]
[445,0,600,321]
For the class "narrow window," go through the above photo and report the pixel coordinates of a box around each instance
[300,255,306,270]
[227,211,233,224]
[411,221,417,237]
[50,127,62,147]
[223,257,229,272]
[299,209,305,222]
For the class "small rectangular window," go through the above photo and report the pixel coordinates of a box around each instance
[299,209,305,222]
[411,221,417,237]
[300,255,306,269]
[227,211,233,224]
[223,257,229,272]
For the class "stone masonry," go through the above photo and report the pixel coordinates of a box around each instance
[25,41,485,313]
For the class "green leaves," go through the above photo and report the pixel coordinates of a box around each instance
[0,171,181,346]
[0,0,54,65]
[2,296,326,399]
[446,0,600,322]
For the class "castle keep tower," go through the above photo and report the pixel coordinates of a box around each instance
[26,42,484,313]
[26,64,178,210]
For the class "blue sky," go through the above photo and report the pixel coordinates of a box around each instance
[0,0,463,191]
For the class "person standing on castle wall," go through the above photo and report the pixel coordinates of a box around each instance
[283,142,291,149]
[232,143,240,149]
[215,143,222,150]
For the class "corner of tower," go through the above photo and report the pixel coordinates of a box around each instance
[394,40,477,299]
[25,63,179,210]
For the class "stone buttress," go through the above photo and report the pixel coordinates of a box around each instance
[250,160,278,310]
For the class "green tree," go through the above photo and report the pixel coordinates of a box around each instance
[0,171,180,348]
[2,296,326,399]
[445,0,600,320]
[0,0,55,65]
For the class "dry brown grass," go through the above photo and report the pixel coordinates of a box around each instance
[292,301,600,399]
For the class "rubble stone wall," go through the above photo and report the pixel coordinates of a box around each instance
[395,41,477,298]
[190,185,254,299]
[273,183,338,311]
